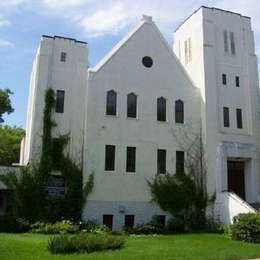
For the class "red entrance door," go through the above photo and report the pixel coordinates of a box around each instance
[227,161,245,200]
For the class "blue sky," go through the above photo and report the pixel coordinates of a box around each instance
[0,0,259,128]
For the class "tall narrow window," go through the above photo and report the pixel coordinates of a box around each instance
[125,215,135,228]
[103,215,113,230]
[55,90,65,113]
[236,108,243,129]
[126,147,136,172]
[235,76,240,87]
[188,37,192,62]
[222,74,227,85]
[106,90,117,116]
[105,145,115,171]
[223,107,230,127]
[230,32,236,55]
[157,149,166,174]
[175,100,184,123]
[60,52,67,62]
[184,40,188,64]
[127,93,137,118]
[176,151,185,173]
[157,97,166,122]
[223,30,229,53]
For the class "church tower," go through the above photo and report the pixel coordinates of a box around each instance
[174,6,260,215]
[20,36,88,167]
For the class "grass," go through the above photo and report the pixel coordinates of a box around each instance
[0,233,260,260]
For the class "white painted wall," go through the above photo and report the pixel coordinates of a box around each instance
[20,36,88,167]
[174,7,260,204]
[82,16,201,228]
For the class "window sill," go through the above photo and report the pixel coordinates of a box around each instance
[157,120,168,124]
[126,117,138,121]
[105,114,119,119]
[104,170,116,174]
[125,171,136,175]
[175,122,185,126]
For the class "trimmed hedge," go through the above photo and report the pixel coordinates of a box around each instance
[47,234,125,254]
[231,213,260,243]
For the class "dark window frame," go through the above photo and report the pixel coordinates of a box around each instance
[106,90,117,116]
[235,76,240,87]
[157,149,166,174]
[175,100,184,124]
[55,90,65,113]
[126,146,136,173]
[127,93,137,118]
[236,108,243,129]
[157,97,166,122]
[105,145,115,171]
[222,74,227,85]
[103,214,113,230]
[60,52,67,62]
[124,215,135,228]
[223,107,230,127]
[176,151,185,173]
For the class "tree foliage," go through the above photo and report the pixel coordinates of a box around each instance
[0,89,94,226]
[0,125,24,166]
[0,88,14,122]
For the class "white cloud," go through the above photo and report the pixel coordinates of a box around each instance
[43,0,90,9]
[0,39,14,47]
[0,0,29,8]
[79,2,129,37]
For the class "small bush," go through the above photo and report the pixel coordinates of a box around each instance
[31,220,79,234]
[47,234,125,254]
[81,221,110,235]
[230,213,260,243]
[205,219,230,235]
[0,217,30,233]
[124,224,157,235]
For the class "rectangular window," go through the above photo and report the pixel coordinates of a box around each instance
[157,97,166,122]
[60,52,67,62]
[157,149,166,174]
[105,145,115,171]
[223,107,230,127]
[224,30,229,53]
[176,151,185,173]
[188,37,192,62]
[125,215,135,228]
[236,108,243,129]
[235,76,240,87]
[126,147,136,172]
[103,215,113,230]
[222,74,227,85]
[184,40,188,64]
[230,32,236,55]
[55,90,65,113]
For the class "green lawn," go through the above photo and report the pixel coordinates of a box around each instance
[0,233,260,260]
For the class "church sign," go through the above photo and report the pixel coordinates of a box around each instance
[44,175,65,197]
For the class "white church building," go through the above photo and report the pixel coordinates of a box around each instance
[18,6,260,230]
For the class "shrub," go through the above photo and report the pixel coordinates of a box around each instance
[81,221,110,235]
[47,234,125,254]
[31,220,79,234]
[123,224,157,235]
[0,217,30,233]
[230,213,260,243]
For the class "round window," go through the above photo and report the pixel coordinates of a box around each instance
[142,56,153,68]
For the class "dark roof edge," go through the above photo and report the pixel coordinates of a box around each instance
[42,35,87,44]
[175,6,251,32]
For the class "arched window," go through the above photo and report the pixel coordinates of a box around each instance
[106,90,117,116]
[157,97,166,122]
[127,93,137,118]
[175,100,184,123]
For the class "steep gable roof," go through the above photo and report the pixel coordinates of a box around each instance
[89,15,196,88]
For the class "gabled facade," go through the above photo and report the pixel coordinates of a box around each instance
[19,7,260,230]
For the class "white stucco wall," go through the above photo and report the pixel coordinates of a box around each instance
[174,7,260,204]
[20,36,88,167]
[82,16,201,228]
